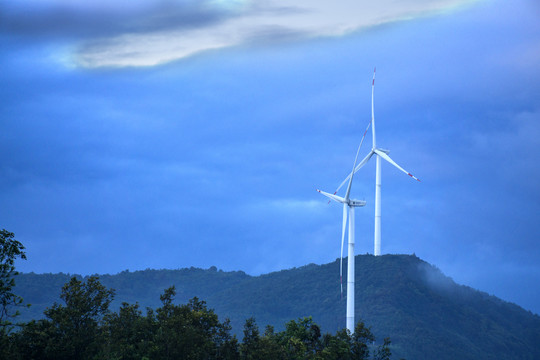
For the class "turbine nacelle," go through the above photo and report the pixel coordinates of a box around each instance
[348,199,366,207]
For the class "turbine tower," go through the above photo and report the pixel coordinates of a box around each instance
[317,127,367,334]
[335,68,420,256]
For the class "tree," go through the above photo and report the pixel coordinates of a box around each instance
[319,328,352,360]
[278,317,322,359]
[152,287,221,360]
[240,317,262,360]
[103,302,155,360]
[351,321,375,360]
[215,318,240,360]
[373,337,392,360]
[7,319,54,360]
[258,325,286,360]
[0,229,27,326]
[44,276,115,360]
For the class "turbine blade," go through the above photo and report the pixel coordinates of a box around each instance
[317,189,347,203]
[340,203,348,299]
[371,67,377,148]
[335,176,350,196]
[353,150,375,174]
[334,150,375,196]
[330,119,373,199]
[344,120,373,200]
[374,149,421,181]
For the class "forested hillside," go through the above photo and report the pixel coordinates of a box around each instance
[13,255,540,359]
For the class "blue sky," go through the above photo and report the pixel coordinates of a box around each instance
[1,0,539,314]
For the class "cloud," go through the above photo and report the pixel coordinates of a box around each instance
[77,0,481,67]
[1,0,479,67]
[0,0,239,42]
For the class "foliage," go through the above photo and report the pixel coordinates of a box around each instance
[373,338,392,360]
[6,276,115,360]
[0,229,27,326]
[351,321,375,359]
[4,276,397,360]
[277,316,322,359]
[152,287,222,359]
[240,317,261,360]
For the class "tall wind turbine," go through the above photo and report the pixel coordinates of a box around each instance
[335,68,420,256]
[317,128,367,334]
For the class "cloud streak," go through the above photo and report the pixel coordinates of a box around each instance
[77,0,480,67]
[2,0,479,67]
[0,0,231,38]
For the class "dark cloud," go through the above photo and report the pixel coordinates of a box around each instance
[0,1,234,39]
[0,1,311,42]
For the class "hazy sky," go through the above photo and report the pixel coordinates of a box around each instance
[2,0,539,314]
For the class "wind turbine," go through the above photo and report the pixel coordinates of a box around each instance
[317,125,368,334]
[335,68,420,256]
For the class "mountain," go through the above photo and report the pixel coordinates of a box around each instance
[12,255,540,359]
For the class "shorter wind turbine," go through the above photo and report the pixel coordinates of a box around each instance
[334,68,420,256]
[317,126,368,334]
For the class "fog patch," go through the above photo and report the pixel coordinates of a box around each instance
[417,259,456,293]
